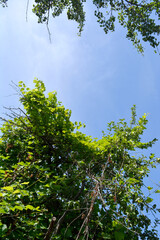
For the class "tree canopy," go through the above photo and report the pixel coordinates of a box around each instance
[1,0,160,53]
[0,79,160,239]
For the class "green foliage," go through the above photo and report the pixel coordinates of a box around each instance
[1,0,160,53]
[0,0,7,7]
[0,79,160,239]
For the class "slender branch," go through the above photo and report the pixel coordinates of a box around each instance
[50,180,85,238]
[52,211,68,236]
[124,0,144,7]
[74,180,85,200]
[46,2,52,43]
[64,211,87,237]
[75,182,98,240]
[26,0,29,22]
[44,216,56,240]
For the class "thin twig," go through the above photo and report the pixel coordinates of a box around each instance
[64,211,87,237]
[26,0,30,22]
[46,7,52,43]
[52,211,68,236]
[75,182,98,240]
[44,216,56,240]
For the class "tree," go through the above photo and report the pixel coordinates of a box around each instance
[0,79,160,239]
[1,0,160,53]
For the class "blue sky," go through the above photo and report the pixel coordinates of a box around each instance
[0,0,160,236]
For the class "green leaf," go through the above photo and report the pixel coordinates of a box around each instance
[1,224,7,232]
[0,80,159,239]
[13,189,21,194]
[115,231,124,240]
[21,182,29,185]
[2,186,14,191]
[155,190,160,193]
[25,205,35,210]
[14,205,24,211]
[146,197,153,203]
[0,207,6,214]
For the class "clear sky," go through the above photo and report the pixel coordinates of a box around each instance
[0,0,160,236]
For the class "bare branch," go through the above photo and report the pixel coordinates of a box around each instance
[26,0,29,22]
[124,0,144,7]
[44,216,56,240]
[64,211,87,237]
[52,211,68,236]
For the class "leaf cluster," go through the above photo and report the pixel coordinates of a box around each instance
[31,0,160,53]
[0,80,160,239]
[1,0,160,53]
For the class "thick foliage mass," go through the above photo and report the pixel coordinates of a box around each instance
[0,79,160,239]
[1,0,160,53]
